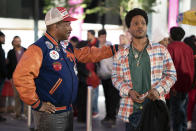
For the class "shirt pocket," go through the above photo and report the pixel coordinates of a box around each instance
[154,57,164,78]
[49,78,62,95]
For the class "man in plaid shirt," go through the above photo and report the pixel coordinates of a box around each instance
[112,8,176,131]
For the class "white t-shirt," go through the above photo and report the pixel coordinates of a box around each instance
[97,41,113,79]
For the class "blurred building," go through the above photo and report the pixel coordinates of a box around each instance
[0,0,45,19]
[151,0,196,40]
[0,0,195,56]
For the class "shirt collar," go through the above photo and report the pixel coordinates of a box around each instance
[124,39,152,49]
[45,32,58,46]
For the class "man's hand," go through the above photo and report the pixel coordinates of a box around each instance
[147,89,160,101]
[118,44,124,50]
[39,102,56,114]
[129,89,144,103]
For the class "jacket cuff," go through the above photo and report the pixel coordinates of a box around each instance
[155,86,164,96]
[110,45,118,55]
[31,99,42,111]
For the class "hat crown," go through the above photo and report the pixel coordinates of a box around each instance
[45,7,74,26]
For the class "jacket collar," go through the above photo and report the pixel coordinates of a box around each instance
[45,32,58,46]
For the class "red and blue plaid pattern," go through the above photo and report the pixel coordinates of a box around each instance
[112,42,176,122]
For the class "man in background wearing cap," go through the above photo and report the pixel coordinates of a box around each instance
[0,31,7,122]
[13,7,118,131]
[167,27,194,131]
[112,8,176,131]
[151,28,169,47]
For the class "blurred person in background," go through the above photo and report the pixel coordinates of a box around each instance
[75,40,89,123]
[167,27,194,131]
[119,34,130,45]
[7,36,27,120]
[151,28,169,47]
[86,30,100,118]
[159,37,169,47]
[69,36,79,117]
[13,7,119,131]
[0,31,7,122]
[97,29,120,127]
[112,8,176,131]
[183,35,196,130]
[70,36,79,48]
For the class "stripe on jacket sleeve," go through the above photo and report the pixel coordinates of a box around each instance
[31,99,42,110]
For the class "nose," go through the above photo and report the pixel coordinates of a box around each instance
[69,24,72,31]
[138,23,143,28]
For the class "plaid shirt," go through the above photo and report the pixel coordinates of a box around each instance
[112,42,176,122]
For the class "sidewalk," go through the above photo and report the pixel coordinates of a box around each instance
[0,87,125,131]
[0,112,125,131]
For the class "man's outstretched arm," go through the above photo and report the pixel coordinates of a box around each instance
[74,45,119,63]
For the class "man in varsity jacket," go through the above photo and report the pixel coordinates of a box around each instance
[13,7,118,131]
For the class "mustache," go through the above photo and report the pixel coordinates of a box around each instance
[66,32,71,35]
[137,29,144,32]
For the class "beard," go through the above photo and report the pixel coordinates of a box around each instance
[130,29,147,39]
[59,34,68,41]
[135,36,145,39]
[15,45,21,48]
[0,41,4,44]
[132,31,147,39]
[132,34,146,39]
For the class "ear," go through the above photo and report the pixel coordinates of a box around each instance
[53,24,59,32]
[54,23,58,29]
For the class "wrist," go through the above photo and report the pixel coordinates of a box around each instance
[32,100,42,111]
[153,88,160,96]
[128,89,133,97]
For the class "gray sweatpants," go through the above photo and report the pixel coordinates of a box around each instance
[33,110,73,131]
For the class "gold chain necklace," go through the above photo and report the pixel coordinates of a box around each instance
[131,41,148,67]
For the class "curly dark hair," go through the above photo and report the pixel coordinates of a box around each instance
[170,27,185,41]
[70,36,79,43]
[125,8,148,28]
[88,30,95,36]
[98,29,106,37]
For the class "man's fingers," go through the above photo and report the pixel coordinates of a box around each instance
[46,102,56,113]
[151,90,159,100]
[48,104,56,110]
[147,93,153,100]
[39,102,56,113]
[129,90,144,103]
[135,92,141,97]
[132,95,144,103]
[135,98,144,103]
[43,107,55,114]
[45,110,52,114]
[147,92,158,101]
[147,88,160,101]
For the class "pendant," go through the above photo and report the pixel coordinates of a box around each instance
[135,54,138,59]
[137,62,139,67]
